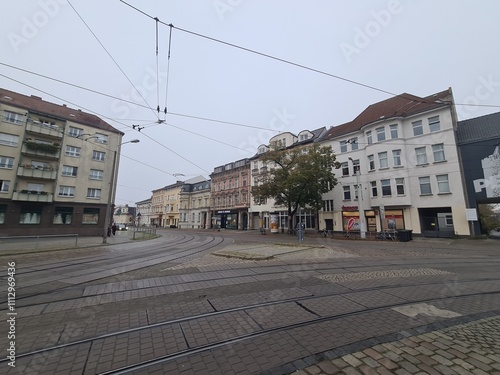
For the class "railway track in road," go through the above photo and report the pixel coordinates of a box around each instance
[2,270,500,374]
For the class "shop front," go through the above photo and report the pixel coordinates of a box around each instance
[341,206,376,233]
[214,209,239,229]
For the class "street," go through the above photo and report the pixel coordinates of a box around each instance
[0,229,499,374]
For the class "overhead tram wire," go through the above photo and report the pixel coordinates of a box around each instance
[155,16,161,119]
[118,1,500,111]
[0,62,280,133]
[162,23,174,122]
[67,0,157,120]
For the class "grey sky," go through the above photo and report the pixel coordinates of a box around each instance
[2,0,500,206]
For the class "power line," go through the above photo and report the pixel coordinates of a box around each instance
[67,0,158,120]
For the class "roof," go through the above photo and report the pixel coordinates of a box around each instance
[456,111,500,145]
[322,89,453,140]
[0,87,123,135]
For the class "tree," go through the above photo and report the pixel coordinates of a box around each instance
[251,143,340,232]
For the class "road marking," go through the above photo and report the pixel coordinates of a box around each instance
[392,303,462,318]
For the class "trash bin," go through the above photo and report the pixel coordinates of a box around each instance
[398,229,412,242]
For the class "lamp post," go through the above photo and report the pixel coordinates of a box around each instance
[102,139,140,243]
[349,157,367,239]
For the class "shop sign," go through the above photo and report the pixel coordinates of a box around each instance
[342,205,358,212]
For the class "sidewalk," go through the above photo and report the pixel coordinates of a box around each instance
[290,314,500,375]
[0,230,135,255]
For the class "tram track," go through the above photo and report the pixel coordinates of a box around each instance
[2,279,500,374]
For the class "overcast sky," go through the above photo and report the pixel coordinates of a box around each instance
[2,0,500,206]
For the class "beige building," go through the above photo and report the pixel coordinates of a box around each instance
[0,88,123,236]
[150,180,183,227]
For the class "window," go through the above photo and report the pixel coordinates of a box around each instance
[419,176,432,195]
[371,181,378,197]
[340,141,347,153]
[352,159,360,174]
[412,120,423,136]
[92,151,105,161]
[343,186,351,200]
[53,207,73,225]
[58,186,75,197]
[94,133,108,143]
[0,205,5,224]
[324,199,334,211]
[445,215,453,226]
[0,180,10,192]
[415,147,428,165]
[392,149,402,166]
[396,178,405,195]
[378,151,388,169]
[0,156,14,169]
[68,126,83,138]
[20,207,42,224]
[432,143,446,162]
[390,124,398,139]
[0,133,19,147]
[368,155,375,171]
[27,183,44,193]
[82,208,99,224]
[65,146,81,157]
[366,131,372,145]
[341,162,349,176]
[89,169,103,180]
[381,179,392,196]
[87,188,101,199]
[428,116,440,132]
[437,174,450,193]
[376,127,386,142]
[62,165,78,177]
[3,111,24,125]
[350,138,358,150]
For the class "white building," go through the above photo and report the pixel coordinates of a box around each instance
[249,128,327,231]
[319,88,470,237]
[178,176,211,229]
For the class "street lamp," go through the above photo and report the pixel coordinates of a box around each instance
[349,157,367,239]
[102,139,140,243]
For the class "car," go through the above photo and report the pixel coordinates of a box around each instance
[117,224,128,231]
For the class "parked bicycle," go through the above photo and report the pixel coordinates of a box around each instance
[376,230,398,241]
[343,231,358,239]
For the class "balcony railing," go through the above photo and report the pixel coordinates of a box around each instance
[21,142,61,159]
[17,165,57,180]
[12,190,54,202]
[26,120,64,138]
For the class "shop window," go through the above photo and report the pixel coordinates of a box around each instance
[53,207,72,224]
[20,207,42,224]
[0,205,5,224]
[82,208,99,224]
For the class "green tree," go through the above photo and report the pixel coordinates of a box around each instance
[251,143,340,232]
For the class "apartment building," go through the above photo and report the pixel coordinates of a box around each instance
[0,88,123,236]
[249,128,327,231]
[319,88,470,237]
[210,159,250,230]
[150,180,183,227]
[178,176,211,229]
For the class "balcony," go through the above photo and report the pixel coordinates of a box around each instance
[12,190,54,202]
[22,142,61,159]
[26,120,64,138]
[17,165,57,180]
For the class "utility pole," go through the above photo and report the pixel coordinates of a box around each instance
[350,157,367,239]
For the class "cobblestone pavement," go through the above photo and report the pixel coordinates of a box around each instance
[1,229,499,374]
[291,316,500,375]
